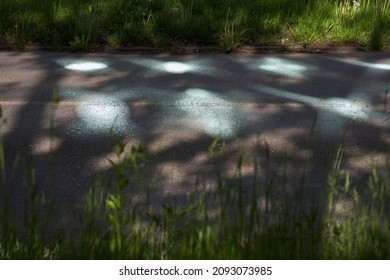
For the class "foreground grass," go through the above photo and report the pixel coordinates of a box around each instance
[0,134,389,259]
[0,0,390,51]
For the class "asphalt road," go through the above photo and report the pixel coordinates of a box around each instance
[0,50,389,233]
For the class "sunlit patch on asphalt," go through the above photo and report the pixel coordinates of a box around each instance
[322,98,369,120]
[60,90,137,137]
[57,59,108,72]
[251,85,390,139]
[256,57,313,78]
[316,98,372,139]
[252,85,381,121]
[332,57,390,70]
[176,88,239,139]
[73,96,136,136]
[128,58,208,74]
[162,61,193,73]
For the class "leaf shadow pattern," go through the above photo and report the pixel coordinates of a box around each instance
[0,51,389,258]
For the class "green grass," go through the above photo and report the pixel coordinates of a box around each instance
[0,0,389,51]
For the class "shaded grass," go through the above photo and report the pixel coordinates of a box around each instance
[0,0,389,51]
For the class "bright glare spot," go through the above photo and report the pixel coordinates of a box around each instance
[80,103,121,124]
[359,61,390,70]
[253,85,371,120]
[128,58,204,74]
[177,89,237,139]
[64,61,108,72]
[163,62,192,73]
[334,58,390,70]
[322,98,369,120]
[258,57,309,78]
[75,96,135,135]
[316,98,372,140]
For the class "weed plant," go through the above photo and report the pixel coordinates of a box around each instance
[0,0,389,51]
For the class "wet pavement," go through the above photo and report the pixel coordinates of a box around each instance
[0,50,389,231]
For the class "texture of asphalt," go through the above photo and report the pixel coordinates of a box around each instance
[0,50,389,233]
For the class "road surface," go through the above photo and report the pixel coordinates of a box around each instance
[0,50,389,233]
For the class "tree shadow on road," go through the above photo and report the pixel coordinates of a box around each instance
[0,51,389,258]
